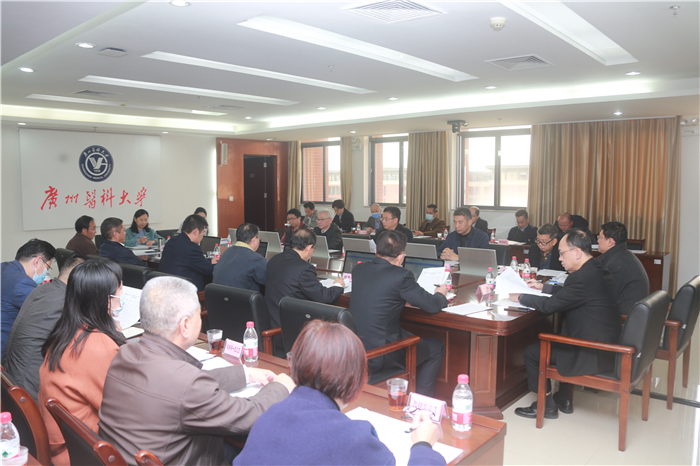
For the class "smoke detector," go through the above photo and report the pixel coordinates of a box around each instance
[490,17,506,31]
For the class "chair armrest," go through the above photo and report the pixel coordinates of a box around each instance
[366,336,420,360]
[539,332,636,354]
[261,327,281,355]
[664,319,682,328]
[262,327,282,337]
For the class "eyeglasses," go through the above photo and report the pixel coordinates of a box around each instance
[42,259,52,272]
[318,217,331,222]
[381,217,395,222]
[559,248,576,256]
[535,238,555,246]
[286,217,299,222]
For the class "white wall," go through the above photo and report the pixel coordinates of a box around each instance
[1,124,217,262]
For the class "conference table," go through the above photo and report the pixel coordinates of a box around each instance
[200,342,507,465]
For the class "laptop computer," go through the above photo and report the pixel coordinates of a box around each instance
[228,228,237,241]
[343,237,373,253]
[402,256,445,279]
[200,236,221,255]
[405,243,438,259]
[259,231,282,259]
[342,250,376,274]
[256,241,268,258]
[457,247,498,277]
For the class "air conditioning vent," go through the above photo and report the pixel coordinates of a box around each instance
[72,89,121,97]
[486,55,553,71]
[206,104,245,110]
[349,0,443,24]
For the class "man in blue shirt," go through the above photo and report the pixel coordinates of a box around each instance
[437,207,489,260]
[1,238,55,358]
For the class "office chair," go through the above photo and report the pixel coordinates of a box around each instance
[155,229,178,239]
[135,450,165,466]
[86,254,110,263]
[94,235,105,249]
[119,263,150,289]
[54,248,76,271]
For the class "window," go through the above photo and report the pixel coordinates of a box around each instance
[370,135,408,206]
[301,140,340,203]
[460,129,531,208]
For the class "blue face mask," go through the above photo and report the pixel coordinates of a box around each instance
[426,214,434,222]
[371,212,381,219]
[32,264,47,285]
[111,294,125,317]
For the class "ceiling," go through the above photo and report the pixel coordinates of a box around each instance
[2,0,699,141]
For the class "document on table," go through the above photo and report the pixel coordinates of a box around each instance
[186,346,216,362]
[417,267,449,294]
[631,250,646,254]
[114,286,141,329]
[202,356,234,371]
[121,327,144,339]
[492,298,535,309]
[443,303,490,315]
[536,269,566,277]
[320,278,352,294]
[345,407,462,466]
[494,268,550,297]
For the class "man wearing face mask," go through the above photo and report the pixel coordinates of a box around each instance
[1,239,56,358]
[364,204,382,233]
[412,204,446,238]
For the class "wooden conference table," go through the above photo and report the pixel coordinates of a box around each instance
[201,342,507,466]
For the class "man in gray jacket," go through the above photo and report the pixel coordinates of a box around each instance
[99,276,294,466]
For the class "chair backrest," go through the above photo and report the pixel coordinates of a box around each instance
[279,297,357,353]
[55,248,76,270]
[155,229,178,239]
[617,290,670,384]
[135,450,164,466]
[663,275,700,351]
[626,239,646,250]
[204,284,270,352]
[94,235,105,249]
[44,398,128,466]
[0,372,50,465]
[488,243,512,266]
[119,263,150,289]
[86,254,110,263]
[145,270,195,285]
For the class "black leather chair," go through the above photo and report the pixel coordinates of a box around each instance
[55,248,76,270]
[204,284,272,354]
[145,270,194,285]
[657,275,700,409]
[270,297,420,394]
[119,263,150,289]
[488,243,511,266]
[1,371,51,465]
[86,254,110,263]
[44,398,127,466]
[94,234,105,249]
[535,290,669,451]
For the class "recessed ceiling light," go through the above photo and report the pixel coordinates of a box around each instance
[244,116,252,119]
[317,106,326,110]
[162,131,168,134]
[613,111,623,116]
[350,130,357,134]
[77,43,94,49]
[266,138,273,140]
[625,71,641,76]
[485,85,497,90]
[18,122,27,126]
[388,97,398,101]
[170,0,189,6]
[19,67,33,73]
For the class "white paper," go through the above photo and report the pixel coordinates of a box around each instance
[445,260,459,267]
[186,346,216,362]
[202,356,234,371]
[230,383,263,398]
[494,267,548,296]
[536,269,565,277]
[416,267,449,294]
[443,303,490,315]
[320,278,351,293]
[345,407,462,466]
[631,250,646,254]
[130,249,161,256]
[114,286,141,329]
[492,298,535,309]
[121,327,144,339]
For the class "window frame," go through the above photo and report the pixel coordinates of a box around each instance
[459,128,531,210]
[369,135,409,207]
[301,140,340,204]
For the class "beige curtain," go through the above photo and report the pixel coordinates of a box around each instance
[406,131,450,230]
[287,141,302,210]
[340,136,353,210]
[529,117,681,293]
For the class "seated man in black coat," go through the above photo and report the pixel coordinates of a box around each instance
[213,223,267,292]
[350,230,448,396]
[557,212,596,243]
[159,214,218,291]
[98,217,146,266]
[374,205,414,243]
[331,199,355,233]
[469,206,489,235]
[313,209,343,250]
[596,221,649,315]
[528,224,565,271]
[507,209,538,244]
[511,229,621,419]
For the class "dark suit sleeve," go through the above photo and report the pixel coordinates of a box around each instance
[342,212,355,232]
[299,264,343,304]
[120,247,147,266]
[398,271,447,314]
[327,228,343,250]
[252,256,267,286]
[476,231,490,249]
[520,273,583,315]
[507,226,517,241]
[409,444,447,466]
[187,244,215,277]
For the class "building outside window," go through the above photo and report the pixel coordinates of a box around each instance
[301,138,340,203]
[370,134,408,206]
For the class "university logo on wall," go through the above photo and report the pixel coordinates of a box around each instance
[79,145,114,182]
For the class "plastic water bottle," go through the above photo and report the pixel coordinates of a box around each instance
[486,284,495,306]
[166,236,171,244]
[443,227,449,239]
[490,230,496,242]
[522,259,532,281]
[213,243,220,261]
[510,256,518,271]
[444,265,452,291]
[243,321,258,362]
[452,375,473,432]
[485,267,495,286]
[1,412,20,461]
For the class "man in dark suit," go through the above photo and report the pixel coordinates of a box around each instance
[159,214,218,291]
[350,230,448,396]
[507,209,538,244]
[511,229,621,419]
[331,199,355,232]
[213,223,267,292]
[313,209,343,250]
[557,212,596,243]
[98,217,146,266]
[528,224,565,271]
[469,206,489,235]
[265,229,345,354]
[438,207,489,260]
[596,221,649,315]
[374,205,414,243]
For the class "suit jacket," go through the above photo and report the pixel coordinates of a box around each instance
[519,259,621,377]
[333,209,355,232]
[416,216,446,237]
[98,240,146,267]
[159,233,213,291]
[314,223,343,250]
[473,217,489,234]
[349,257,447,373]
[507,224,538,244]
[364,215,382,231]
[1,260,37,358]
[375,224,414,243]
[99,332,289,466]
[65,232,98,256]
[39,330,119,466]
[436,228,489,256]
[2,279,66,401]
[596,242,649,315]
[281,223,309,248]
[212,242,267,292]
[303,210,318,229]
[528,242,565,271]
[234,386,445,466]
[265,248,344,329]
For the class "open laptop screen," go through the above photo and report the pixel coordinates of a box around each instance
[256,242,268,258]
[343,251,376,274]
[403,256,445,279]
[200,236,220,255]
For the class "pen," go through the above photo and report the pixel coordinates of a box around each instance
[405,426,419,433]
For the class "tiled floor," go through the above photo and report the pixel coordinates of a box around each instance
[502,322,700,465]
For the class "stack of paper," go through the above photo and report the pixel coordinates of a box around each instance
[416,267,450,294]
[114,286,141,330]
[494,267,550,297]
[443,303,490,315]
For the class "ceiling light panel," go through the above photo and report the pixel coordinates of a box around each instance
[79,75,298,106]
[500,1,637,66]
[238,15,477,82]
[143,52,374,95]
[26,94,227,115]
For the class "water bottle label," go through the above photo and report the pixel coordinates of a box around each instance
[451,411,472,425]
[243,347,258,357]
[522,272,531,280]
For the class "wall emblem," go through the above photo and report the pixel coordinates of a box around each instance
[79,145,114,182]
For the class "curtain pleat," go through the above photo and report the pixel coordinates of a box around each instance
[287,141,302,210]
[340,136,353,210]
[529,117,681,294]
[406,131,449,229]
